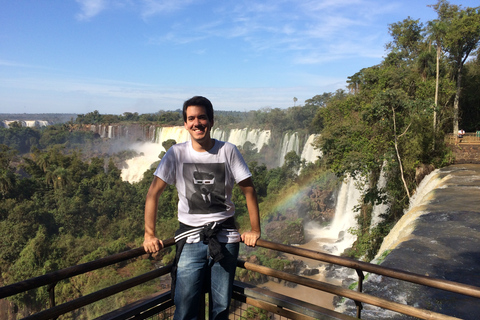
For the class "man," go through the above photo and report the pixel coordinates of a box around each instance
[143,96,261,320]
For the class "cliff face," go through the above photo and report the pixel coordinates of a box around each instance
[450,144,480,164]
[342,164,480,319]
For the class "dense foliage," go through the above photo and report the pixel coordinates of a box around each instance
[1,0,479,316]
[316,0,480,260]
[0,123,328,316]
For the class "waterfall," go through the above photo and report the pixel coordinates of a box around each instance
[108,126,114,139]
[325,177,364,255]
[278,132,300,167]
[212,128,271,152]
[370,162,389,229]
[373,168,443,261]
[25,120,37,127]
[93,125,108,138]
[2,120,51,128]
[120,142,160,183]
[300,134,322,164]
[115,126,322,183]
[154,126,191,144]
[306,176,365,256]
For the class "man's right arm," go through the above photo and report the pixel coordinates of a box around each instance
[143,176,168,253]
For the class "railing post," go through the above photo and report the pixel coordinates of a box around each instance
[355,269,365,319]
[47,282,57,308]
[47,281,58,320]
[197,291,206,320]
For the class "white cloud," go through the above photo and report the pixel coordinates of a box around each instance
[140,0,395,68]
[75,0,107,21]
[0,74,345,114]
[140,0,199,18]
[0,59,49,69]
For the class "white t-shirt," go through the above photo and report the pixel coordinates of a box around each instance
[153,139,252,242]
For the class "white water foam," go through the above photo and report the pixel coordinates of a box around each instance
[306,176,365,256]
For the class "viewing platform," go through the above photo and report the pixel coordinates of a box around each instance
[445,132,480,164]
[445,132,480,145]
[1,235,480,319]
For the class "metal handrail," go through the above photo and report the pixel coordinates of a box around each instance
[238,260,460,320]
[23,265,172,320]
[256,239,480,299]
[0,238,175,300]
[1,237,480,319]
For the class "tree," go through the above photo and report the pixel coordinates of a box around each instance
[427,18,447,137]
[430,0,480,134]
[460,57,480,130]
[76,110,103,124]
[159,139,177,159]
[283,151,301,180]
[387,17,424,61]
[0,145,17,198]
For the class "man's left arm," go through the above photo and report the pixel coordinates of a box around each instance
[238,177,261,247]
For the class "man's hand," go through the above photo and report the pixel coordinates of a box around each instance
[241,230,261,247]
[143,234,164,253]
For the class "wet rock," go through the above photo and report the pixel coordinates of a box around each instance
[302,268,320,276]
[264,219,305,245]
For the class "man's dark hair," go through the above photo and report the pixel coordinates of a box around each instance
[183,96,214,123]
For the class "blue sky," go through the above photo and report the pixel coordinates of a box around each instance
[0,0,467,115]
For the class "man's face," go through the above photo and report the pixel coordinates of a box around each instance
[184,105,213,144]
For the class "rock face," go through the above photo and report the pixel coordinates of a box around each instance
[263,187,336,246]
[264,212,305,245]
[341,164,480,319]
[449,143,480,164]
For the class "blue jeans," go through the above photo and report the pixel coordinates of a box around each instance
[173,241,239,320]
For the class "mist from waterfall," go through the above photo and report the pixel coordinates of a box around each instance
[305,176,365,256]
[120,142,161,183]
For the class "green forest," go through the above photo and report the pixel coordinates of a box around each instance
[1,0,480,317]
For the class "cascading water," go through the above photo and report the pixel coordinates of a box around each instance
[278,132,300,167]
[108,126,114,139]
[25,120,37,127]
[370,163,389,229]
[1,120,51,128]
[263,174,365,309]
[120,142,160,183]
[213,128,271,152]
[154,126,191,144]
[300,134,322,164]
[117,126,321,183]
[305,176,365,256]
[372,168,443,260]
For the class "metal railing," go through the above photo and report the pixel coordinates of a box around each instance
[1,238,480,319]
[445,132,480,145]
